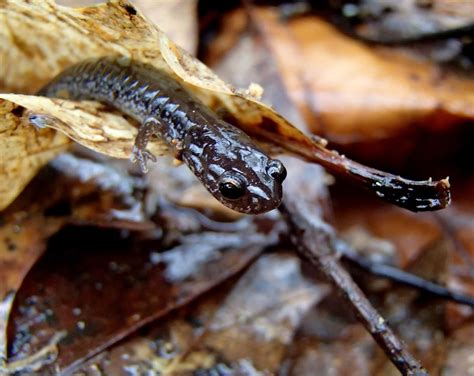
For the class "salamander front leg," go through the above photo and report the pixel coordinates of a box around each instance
[131,117,163,173]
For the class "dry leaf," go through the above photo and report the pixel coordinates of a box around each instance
[0,0,282,143]
[132,0,198,54]
[443,323,474,376]
[0,101,70,210]
[0,153,153,368]
[253,8,474,163]
[203,254,328,372]
[0,0,286,209]
[0,215,64,365]
[6,221,278,374]
[71,253,327,375]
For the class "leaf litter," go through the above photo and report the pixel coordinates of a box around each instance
[1,1,474,375]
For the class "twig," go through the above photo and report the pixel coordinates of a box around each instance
[280,199,428,376]
[250,126,451,212]
[337,241,474,307]
[300,143,451,212]
[277,3,473,45]
[344,22,474,45]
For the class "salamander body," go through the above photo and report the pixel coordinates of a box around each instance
[39,57,286,214]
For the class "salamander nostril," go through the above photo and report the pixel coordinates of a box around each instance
[267,160,287,183]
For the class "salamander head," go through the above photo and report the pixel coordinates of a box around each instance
[182,124,287,214]
[213,156,287,214]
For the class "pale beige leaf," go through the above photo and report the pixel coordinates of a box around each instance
[0,0,309,210]
[0,100,70,209]
[133,0,198,54]
[0,94,168,159]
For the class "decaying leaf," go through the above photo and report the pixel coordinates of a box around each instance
[334,193,442,268]
[71,253,327,375]
[443,323,474,376]
[0,0,451,212]
[5,213,281,374]
[1,95,169,163]
[132,0,198,55]
[0,152,153,369]
[0,215,63,366]
[251,7,474,165]
[203,254,327,370]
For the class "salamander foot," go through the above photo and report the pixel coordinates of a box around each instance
[131,146,157,173]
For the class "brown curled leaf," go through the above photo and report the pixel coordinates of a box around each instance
[0,214,65,365]
[6,221,280,374]
[0,0,451,212]
[250,8,474,164]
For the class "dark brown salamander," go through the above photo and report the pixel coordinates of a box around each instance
[38,57,287,214]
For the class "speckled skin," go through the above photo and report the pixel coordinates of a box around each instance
[39,57,286,214]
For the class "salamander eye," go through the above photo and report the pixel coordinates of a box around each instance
[218,176,246,200]
[267,160,287,183]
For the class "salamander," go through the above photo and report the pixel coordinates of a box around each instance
[38,57,287,214]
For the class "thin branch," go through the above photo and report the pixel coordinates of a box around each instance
[251,128,451,212]
[349,23,474,45]
[280,199,428,376]
[300,141,451,212]
[337,241,474,307]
